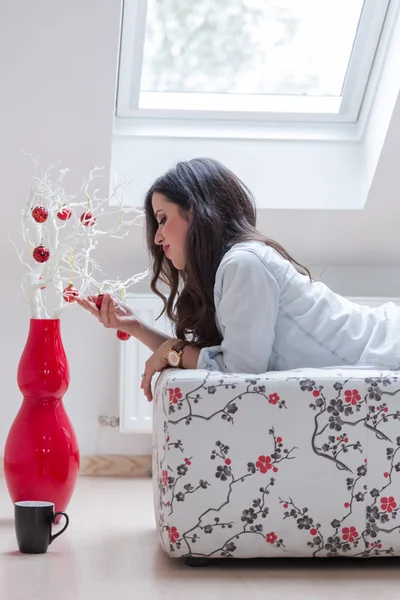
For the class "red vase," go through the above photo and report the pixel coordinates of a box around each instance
[4,319,79,514]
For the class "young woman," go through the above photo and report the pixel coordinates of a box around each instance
[77,157,400,401]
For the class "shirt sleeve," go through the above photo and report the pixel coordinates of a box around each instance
[197,249,279,373]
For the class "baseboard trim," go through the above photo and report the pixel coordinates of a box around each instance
[0,455,152,478]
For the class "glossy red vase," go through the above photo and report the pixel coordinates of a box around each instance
[4,319,80,514]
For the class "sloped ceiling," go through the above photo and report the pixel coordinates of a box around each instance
[257,90,400,266]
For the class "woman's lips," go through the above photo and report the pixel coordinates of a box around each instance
[163,245,170,255]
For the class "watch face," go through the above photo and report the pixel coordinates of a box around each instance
[168,350,180,367]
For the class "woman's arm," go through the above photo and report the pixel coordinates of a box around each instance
[131,320,171,352]
[197,249,279,374]
[140,246,281,398]
[140,337,200,401]
[181,344,201,369]
[78,293,172,352]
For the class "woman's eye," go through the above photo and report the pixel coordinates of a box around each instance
[159,216,166,226]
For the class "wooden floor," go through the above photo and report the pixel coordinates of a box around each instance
[1,476,400,599]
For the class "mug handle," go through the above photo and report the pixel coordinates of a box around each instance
[49,512,69,544]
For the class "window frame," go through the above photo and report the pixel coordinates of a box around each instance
[116,0,391,124]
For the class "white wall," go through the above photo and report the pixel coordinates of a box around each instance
[1,1,400,459]
[0,0,150,457]
[112,135,365,211]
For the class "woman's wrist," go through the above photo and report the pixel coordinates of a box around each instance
[180,343,200,369]
[116,318,140,337]
[132,319,171,351]
[126,317,140,337]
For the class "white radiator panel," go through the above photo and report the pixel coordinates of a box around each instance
[119,293,173,433]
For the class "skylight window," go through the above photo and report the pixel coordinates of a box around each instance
[117,0,391,122]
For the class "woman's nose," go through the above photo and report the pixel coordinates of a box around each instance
[154,229,164,245]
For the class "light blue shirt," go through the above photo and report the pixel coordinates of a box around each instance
[197,241,400,373]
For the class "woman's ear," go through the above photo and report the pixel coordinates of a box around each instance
[187,208,193,225]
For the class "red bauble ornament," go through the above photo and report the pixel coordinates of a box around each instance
[117,330,131,341]
[95,294,104,310]
[80,211,96,227]
[57,207,72,221]
[33,245,50,263]
[63,285,79,303]
[32,206,48,223]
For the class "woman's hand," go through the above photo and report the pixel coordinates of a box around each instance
[77,293,138,334]
[141,338,179,402]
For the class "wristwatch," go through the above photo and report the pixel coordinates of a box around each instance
[166,340,190,368]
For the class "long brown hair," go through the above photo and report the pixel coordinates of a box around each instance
[144,157,310,347]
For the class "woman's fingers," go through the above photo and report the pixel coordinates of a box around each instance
[141,368,155,402]
[114,300,128,316]
[141,357,159,402]
[76,296,99,319]
[141,354,169,402]
[77,294,113,327]
[77,293,127,328]
[108,294,118,324]
[100,293,112,326]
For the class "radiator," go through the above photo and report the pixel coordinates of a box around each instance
[119,295,400,434]
[119,293,173,433]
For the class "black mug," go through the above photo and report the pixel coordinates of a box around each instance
[14,501,69,554]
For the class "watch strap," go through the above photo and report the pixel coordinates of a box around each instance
[170,340,190,353]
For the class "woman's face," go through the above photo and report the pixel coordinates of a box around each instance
[151,192,191,270]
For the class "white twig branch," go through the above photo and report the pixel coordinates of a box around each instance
[15,158,148,318]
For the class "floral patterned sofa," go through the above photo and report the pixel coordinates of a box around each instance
[152,368,400,565]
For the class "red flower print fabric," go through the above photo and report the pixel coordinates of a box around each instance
[153,369,400,559]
